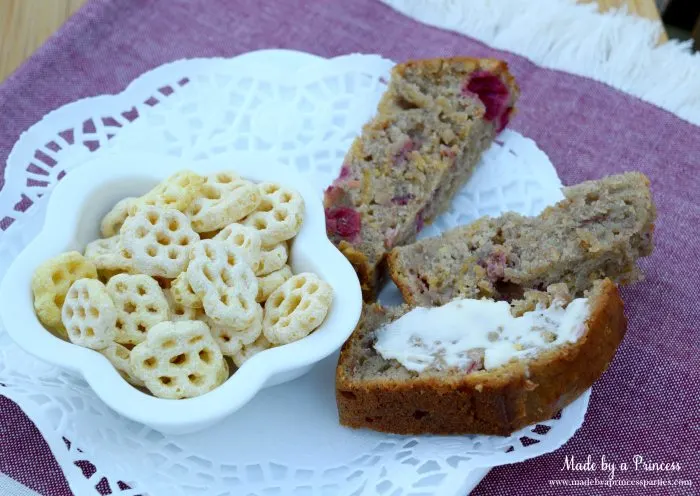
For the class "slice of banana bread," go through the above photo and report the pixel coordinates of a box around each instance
[336,279,625,436]
[388,172,655,306]
[324,57,519,301]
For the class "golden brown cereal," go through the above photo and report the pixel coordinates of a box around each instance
[130,320,228,399]
[263,273,333,345]
[31,251,98,338]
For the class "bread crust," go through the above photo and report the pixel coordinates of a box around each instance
[336,279,626,436]
[386,248,418,305]
[338,241,376,302]
[393,57,518,98]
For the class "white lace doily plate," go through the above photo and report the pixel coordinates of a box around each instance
[0,50,589,496]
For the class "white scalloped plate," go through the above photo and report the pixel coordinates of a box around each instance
[0,50,589,496]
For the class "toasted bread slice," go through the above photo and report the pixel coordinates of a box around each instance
[336,279,625,436]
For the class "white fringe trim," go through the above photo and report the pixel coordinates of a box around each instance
[380,0,700,126]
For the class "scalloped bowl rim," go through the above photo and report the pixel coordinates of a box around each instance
[0,150,362,432]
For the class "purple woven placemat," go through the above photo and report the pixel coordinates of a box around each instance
[1,0,698,494]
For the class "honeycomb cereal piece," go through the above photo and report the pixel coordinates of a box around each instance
[31,251,98,338]
[232,334,273,368]
[255,241,288,276]
[131,171,205,214]
[200,304,262,356]
[213,223,262,272]
[203,288,261,331]
[130,320,227,399]
[106,274,170,345]
[243,182,304,247]
[62,279,117,350]
[217,360,231,383]
[100,343,145,387]
[263,273,333,345]
[170,272,203,309]
[187,172,261,232]
[186,240,260,330]
[256,265,293,303]
[84,236,134,277]
[101,197,138,238]
[120,206,199,278]
[164,289,201,321]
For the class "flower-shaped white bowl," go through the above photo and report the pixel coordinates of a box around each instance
[0,150,362,434]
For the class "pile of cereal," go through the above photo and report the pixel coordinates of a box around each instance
[31,170,333,399]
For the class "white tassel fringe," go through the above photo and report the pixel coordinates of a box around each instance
[380,0,700,126]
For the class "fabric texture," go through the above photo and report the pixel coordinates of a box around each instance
[0,472,42,496]
[0,0,698,494]
[0,397,72,495]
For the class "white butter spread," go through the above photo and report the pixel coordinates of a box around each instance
[373,298,590,373]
